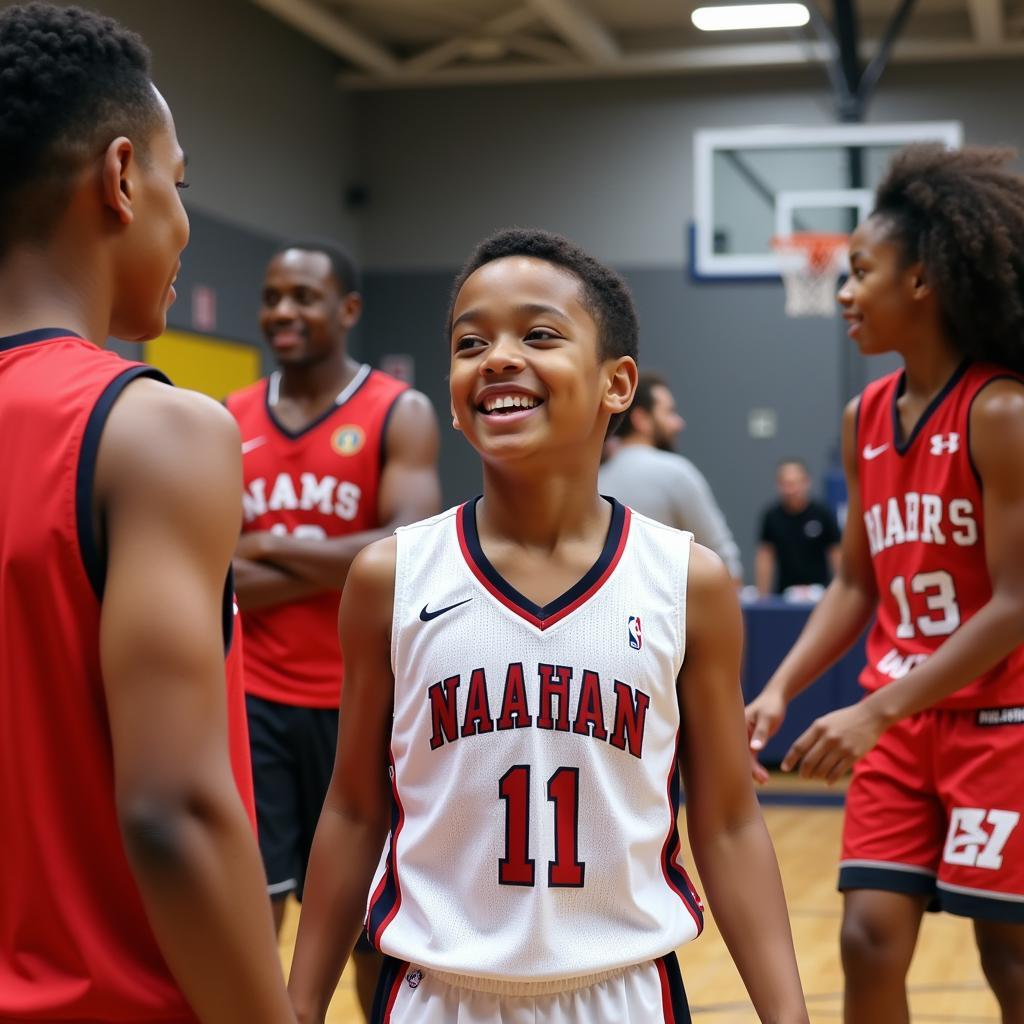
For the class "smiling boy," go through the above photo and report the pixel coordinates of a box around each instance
[287,229,808,1023]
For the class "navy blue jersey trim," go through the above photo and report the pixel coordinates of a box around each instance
[460,495,625,621]
[660,952,692,1022]
[939,886,1024,924]
[665,757,704,927]
[222,567,236,655]
[838,864,936,897]
[76,366,171,600]
[370,956,406,1024]
[377,389,408,471]
[0,327,83,352]
[367,796,402,948]
[965,374,1024,491]
[264,366,373,441]
[891,359,970,455]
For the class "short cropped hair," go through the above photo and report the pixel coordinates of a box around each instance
[0,3,160,256]
[449,228,639,432]
[449,228,638,363]
[277,239,362,295]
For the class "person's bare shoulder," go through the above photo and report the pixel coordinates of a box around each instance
[349,535,398,590]
[970,377,1024,486]
[390,388,435,421]
[683,542,742,657]
[384,389,440,451]
[338,536,398,634]
[687,541,736,603]
[96,380,241,503]
[971,377,1024,434]
[94,381,243,561]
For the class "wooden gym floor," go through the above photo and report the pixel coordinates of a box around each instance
[278,776,998,1023]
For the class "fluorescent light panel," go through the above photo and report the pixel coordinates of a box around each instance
[691,4,811,31]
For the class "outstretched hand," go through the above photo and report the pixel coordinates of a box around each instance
[780,702,887,783]
[744,689,787,785]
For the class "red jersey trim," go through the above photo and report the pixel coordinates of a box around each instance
[660,731,704,935]
[368,753,407,949]
[455,497,631,631]
[381,961,406,1022]
[657,957,676,1024]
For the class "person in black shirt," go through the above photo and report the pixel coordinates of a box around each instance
[756,459,840,595]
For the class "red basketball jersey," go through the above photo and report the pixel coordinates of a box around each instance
[0,329,254,1022]
[226,366,408,708]
[857,361,1024,709]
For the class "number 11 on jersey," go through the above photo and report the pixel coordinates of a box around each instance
[499,765,586,888]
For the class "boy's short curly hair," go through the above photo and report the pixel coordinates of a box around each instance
[0,3,160,255]
[873,144,1024,372]
[448,228,639,432]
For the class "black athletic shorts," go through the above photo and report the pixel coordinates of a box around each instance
[246,693,338,900]
[245,694,379,954]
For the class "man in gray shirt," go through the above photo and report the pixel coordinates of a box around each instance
[600,372,743,580]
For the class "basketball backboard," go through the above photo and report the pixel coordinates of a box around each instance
[692,122,964,279]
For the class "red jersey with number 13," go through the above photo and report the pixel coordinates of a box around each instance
[226,366,408,708]
[856,360,1024,709]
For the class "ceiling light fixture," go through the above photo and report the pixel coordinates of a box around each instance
[691,4,811,31]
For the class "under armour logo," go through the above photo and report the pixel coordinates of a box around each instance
[929,432,960,456]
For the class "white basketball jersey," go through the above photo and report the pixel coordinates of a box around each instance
[366,498,704,982]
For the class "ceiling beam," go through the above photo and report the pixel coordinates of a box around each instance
[341,35,1024,89]
[527,0,619,64]
[401,6,539,73]
[966,0,1004,43]
[250,0,399,75]
[506,33,577,64]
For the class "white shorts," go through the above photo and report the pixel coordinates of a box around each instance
[371,953,691,1023]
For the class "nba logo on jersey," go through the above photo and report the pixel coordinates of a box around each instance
[628,615,643,651]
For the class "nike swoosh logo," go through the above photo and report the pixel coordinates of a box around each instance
[862,443,889,460]
[420,598,473,622]
[241,437,267,454]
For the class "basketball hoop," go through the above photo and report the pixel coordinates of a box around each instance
[771,233,849,318]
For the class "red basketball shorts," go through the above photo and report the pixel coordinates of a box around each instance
[839,704,1024,922]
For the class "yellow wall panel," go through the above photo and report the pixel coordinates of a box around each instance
[145,331,262,400]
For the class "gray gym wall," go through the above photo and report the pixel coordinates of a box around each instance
[21,1,1023,576]
[12,0,368,365]
[350,60,1024,577]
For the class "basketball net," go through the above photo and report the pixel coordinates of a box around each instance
[771,233,849,318]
